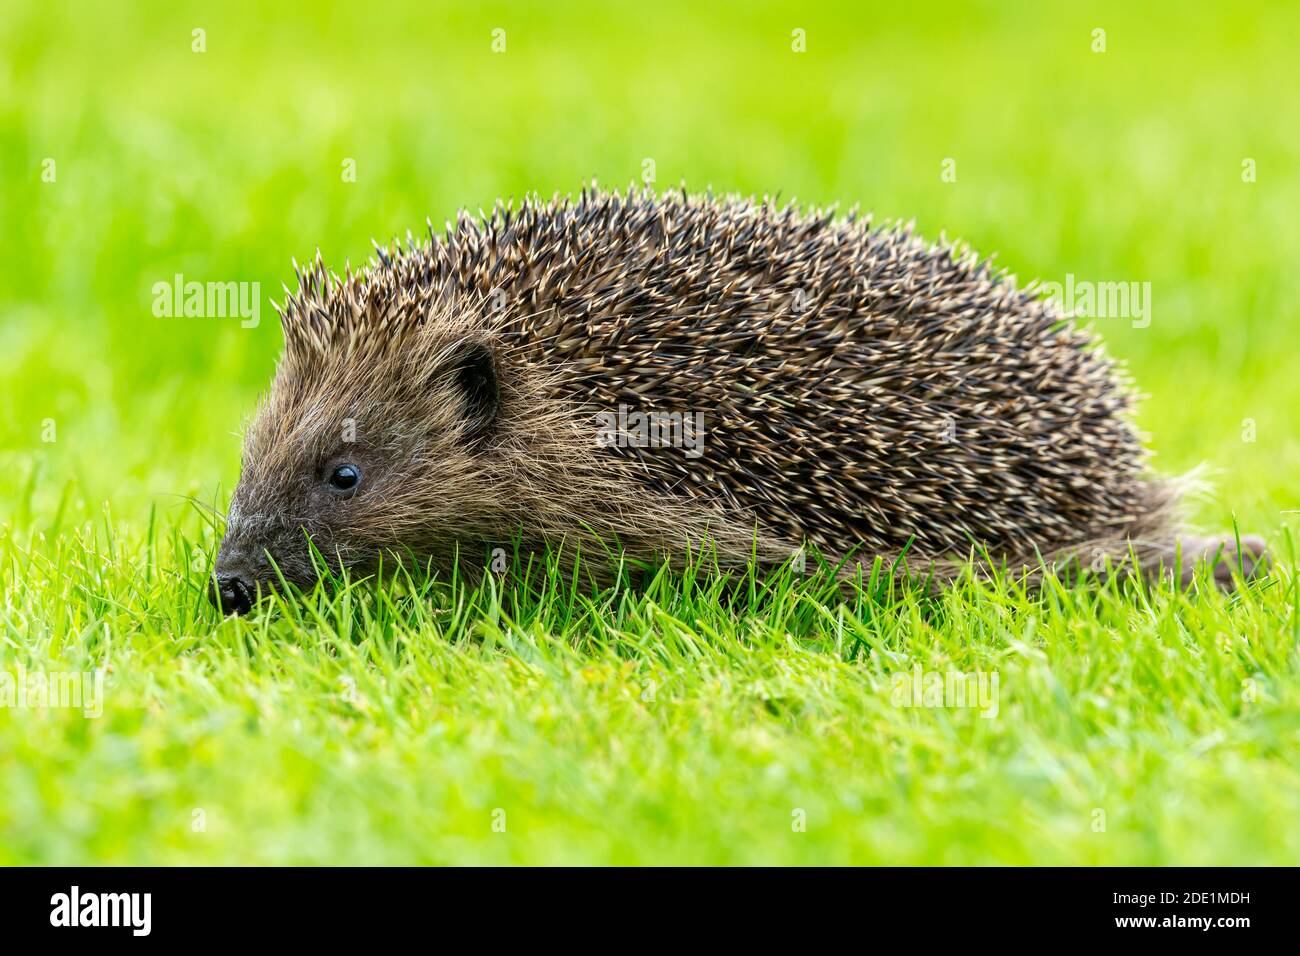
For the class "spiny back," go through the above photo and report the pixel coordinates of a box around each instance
[285,189,1155,562]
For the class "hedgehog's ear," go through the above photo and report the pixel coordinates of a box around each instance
[447,340,500,445]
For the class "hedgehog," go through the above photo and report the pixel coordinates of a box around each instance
[210,187,1266,614]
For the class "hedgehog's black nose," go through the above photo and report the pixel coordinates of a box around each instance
[211,571,254,615]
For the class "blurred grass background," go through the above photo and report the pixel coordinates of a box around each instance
[1,0,1298,864]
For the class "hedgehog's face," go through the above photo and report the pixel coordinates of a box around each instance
[210,337,502,614]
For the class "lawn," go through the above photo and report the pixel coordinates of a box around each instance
[1,0,1298,865]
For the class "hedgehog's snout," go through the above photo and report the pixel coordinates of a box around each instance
[210,570,255,616]
[210,545,259,616]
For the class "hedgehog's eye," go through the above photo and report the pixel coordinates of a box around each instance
[327,463,362,493]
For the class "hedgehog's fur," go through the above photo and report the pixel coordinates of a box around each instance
[212,187,1258,610]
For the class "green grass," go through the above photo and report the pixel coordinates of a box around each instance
[2,0,1299,864]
